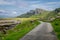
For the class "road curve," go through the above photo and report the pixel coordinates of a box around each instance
[20,22,58,40]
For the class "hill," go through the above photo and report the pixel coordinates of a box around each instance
[17,8,47,18]
[30,11,50,20]
[17,8,60,22]
[30,8,60,21]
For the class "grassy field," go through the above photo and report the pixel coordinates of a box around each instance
[51,18,60,40]
[1,18,40,40]
[3,18,38,22]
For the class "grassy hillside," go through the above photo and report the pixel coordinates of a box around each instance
[30,11,49,17]
[51,18,60,40]
[0,18,40,40]
[30,11,50,21]
[46,8,60,21]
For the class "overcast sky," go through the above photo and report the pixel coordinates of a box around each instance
[0,0,60,17]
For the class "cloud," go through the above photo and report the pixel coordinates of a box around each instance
[11,11,18,16]
[14,0,41,8]
[0,0,15,5]
[0,9,18,17]
[45,2,60,5]
[21,1,60,10]
[0,10,5,12]
[12,11,17,14]
[27,1,60,10]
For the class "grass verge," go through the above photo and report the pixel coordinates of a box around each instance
[3,20,40,40]
[51,18,60,40]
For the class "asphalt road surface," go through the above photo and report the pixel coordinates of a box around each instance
[20,22,58,40]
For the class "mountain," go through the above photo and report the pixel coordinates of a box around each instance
[30,8,60,21]
[17,8,60,21]
[17,8,47,18]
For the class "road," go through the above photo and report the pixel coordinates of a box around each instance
[20,22,58,40]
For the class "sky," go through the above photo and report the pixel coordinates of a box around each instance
[0,0,60,17]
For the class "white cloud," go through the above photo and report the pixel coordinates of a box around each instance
[0,0,15,5]
[45,2,60,5]
[12,11,18,16]
[16,1,41,8]
[0,9,18,17]
[26,1,60,11]
[8,11,19,16]
[28,3,53,10]
[0,10,5,12]
[12,11,17,14]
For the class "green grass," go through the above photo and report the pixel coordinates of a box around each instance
[3,20,40,40]
[3,18,38,22]
[51,18,60,40]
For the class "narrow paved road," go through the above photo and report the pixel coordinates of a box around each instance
[20,22,58,40]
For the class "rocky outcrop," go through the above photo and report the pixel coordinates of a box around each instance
[0,20,20,34]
